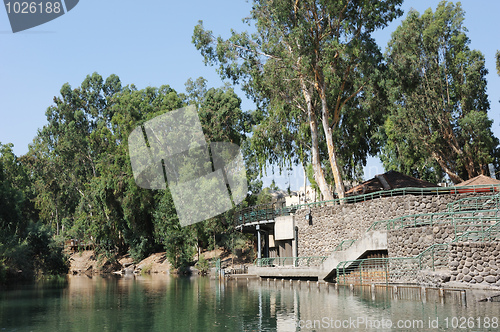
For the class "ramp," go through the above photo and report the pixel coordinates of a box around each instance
[318,230,387,280]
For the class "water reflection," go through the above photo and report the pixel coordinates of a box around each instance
[0,276,499,331]
[246,280,500,331]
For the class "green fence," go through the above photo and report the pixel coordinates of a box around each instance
[333,194,500,254]
[331,210,498,266]
[447,193,500,212]
[293,184,500,210]
[337,221,500,285]
[367,208,500,234]
[234,202,297,226]
[255,256,327,268]
[333,239,356,251]
[234,184,500,227]
[336,257,413,285]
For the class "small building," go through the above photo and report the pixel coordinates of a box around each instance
[285,185,318,206]
[345,170,437,196]
[456,174,500,187]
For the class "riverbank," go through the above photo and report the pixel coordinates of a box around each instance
[68,251,172,276]
[68,249,253,276]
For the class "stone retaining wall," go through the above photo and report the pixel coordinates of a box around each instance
[294,192,491,257]
[449,242,500,286]
[388,224,500,287]
[388,225,454,258]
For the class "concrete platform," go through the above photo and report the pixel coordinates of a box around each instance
[318,230,387,280]
[248,265,321,279]
[246,230,388,281]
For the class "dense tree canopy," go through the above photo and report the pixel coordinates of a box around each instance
[382,1,498,184]
[2,0,499,279]
[0,143,23,236]
[19,73,253,268]
[193,0,402,200]
[0,143,67,282]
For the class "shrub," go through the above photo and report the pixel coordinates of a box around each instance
[195,255,210,275]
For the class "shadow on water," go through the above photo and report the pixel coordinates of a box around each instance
[1,276,499,331]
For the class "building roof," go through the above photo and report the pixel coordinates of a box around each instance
[346,170,437,196]
[456,174,500,187]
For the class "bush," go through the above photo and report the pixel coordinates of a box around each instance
[26,222,69,276]
[195,255,210,275]
[0,222,68,283]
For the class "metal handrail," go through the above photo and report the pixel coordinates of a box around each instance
[333,210,499,262]
[333,239,356,251]
[234,202,297,226]
[447,193,500,212]
[294,184,500,210]
[337,221,500,284]
[334,195,500,253]
[234,184,500,227]
[367,208,500,233]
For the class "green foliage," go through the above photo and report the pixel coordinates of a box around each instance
[0,221,68,282]
[0,259,6,283]
[4,72,254,273]
[379,117,445,183]
[193,0,402,199]
[194,255,210,275]
[305,163,318,192]
[0,143,31,235]
[28,73,189,261]
[255,187,273,205]
[1,143,68,283]
[383,1,498,183]
[25,222,69,276]
[496,50,500,76]
[153,190,196,269]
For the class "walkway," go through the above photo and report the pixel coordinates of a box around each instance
[238,186,500,281]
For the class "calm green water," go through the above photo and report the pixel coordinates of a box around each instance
[1,275,499,331]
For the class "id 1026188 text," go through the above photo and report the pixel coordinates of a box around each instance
[5,1,62,14]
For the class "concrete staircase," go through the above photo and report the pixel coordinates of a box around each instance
[318,230,387,281]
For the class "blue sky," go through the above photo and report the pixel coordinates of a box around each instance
[1,0,499,190]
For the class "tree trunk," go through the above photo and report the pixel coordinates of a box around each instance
[300,77,334,201]
[303,164,307,204]
[320,92,346,202]
[325,133,345,201]
[310,112,334,201]
[431,151,464,184]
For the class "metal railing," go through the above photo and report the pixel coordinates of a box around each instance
[367,209,500,235]
[293,184,500,210]
[337,221,500,285]
[230,265,248,274]
[234,184,500,227]
[312,190,500,254]
[447,194,500,212]
[255,256,327,268]
[329,210,498,264]
[234,202,297,226]
[333,239,356,251]
[336,257,411,285]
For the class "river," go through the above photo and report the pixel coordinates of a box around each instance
[1,275,499,331]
